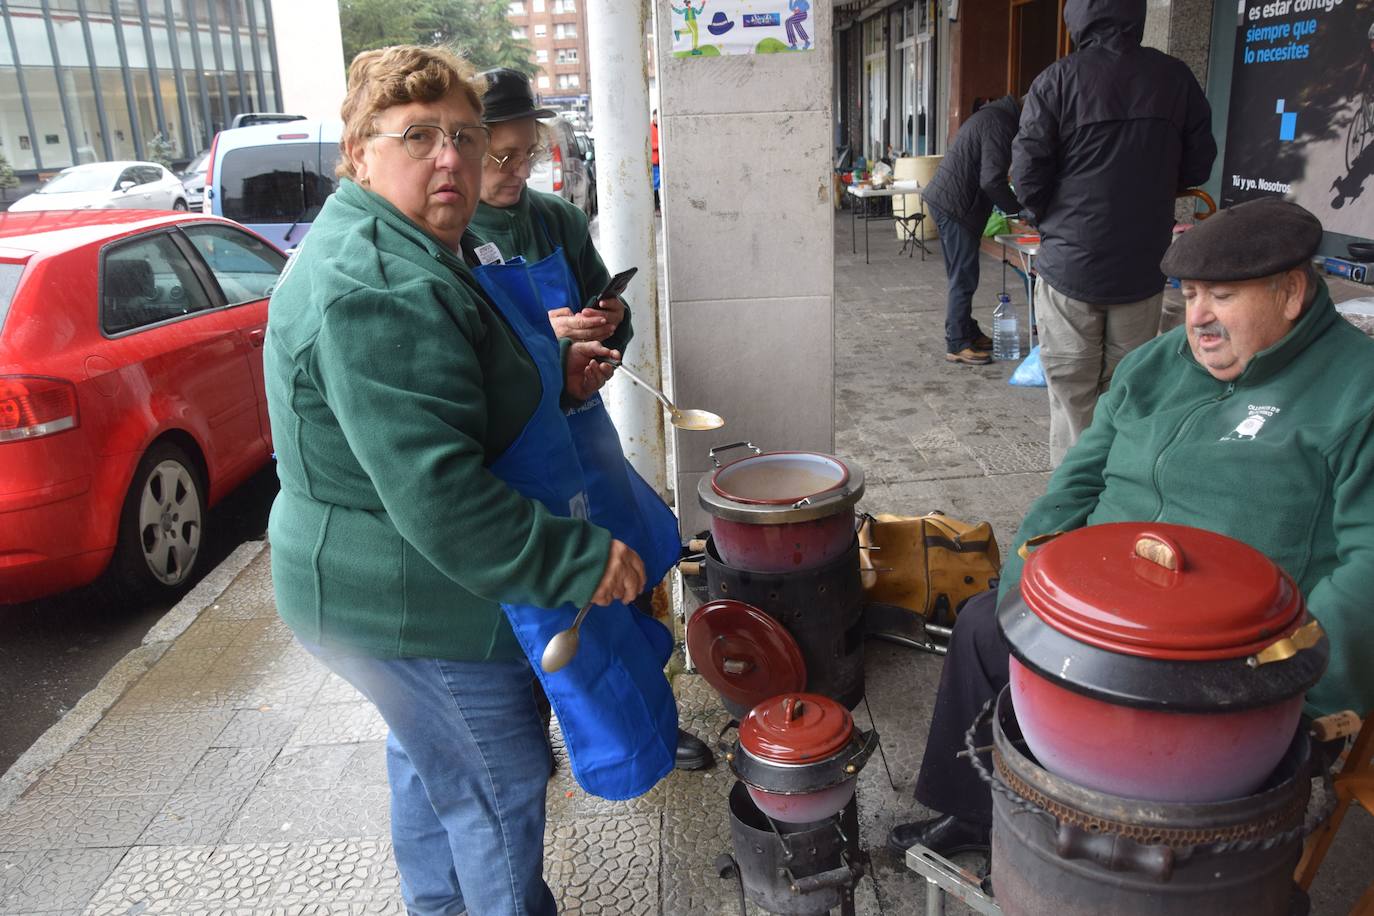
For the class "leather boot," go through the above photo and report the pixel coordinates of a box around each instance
[675,728,714,770]
[887,814,990,857]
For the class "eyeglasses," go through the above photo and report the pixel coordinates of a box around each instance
[371,123,493,161]
[485,147,547,173]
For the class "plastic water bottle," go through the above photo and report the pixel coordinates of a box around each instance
[993,294,1021,361]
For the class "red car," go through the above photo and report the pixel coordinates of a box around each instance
[0,210,284,605]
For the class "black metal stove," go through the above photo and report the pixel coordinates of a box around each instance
[718,781,863,916]
[702,537,865,714]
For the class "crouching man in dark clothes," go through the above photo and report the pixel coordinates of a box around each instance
[888,198,1374,858]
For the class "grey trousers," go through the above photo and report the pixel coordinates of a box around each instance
[1036,278,1163,466]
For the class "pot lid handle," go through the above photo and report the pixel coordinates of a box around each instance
[1134,532,1184,572]
[783,696,804,723]
[1248,618,1325,667]
[708,441,761,468]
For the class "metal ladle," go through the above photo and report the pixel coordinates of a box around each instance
[541,603,593,673]
[599,359,724,431]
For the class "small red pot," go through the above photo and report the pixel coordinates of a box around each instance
[698,447,864,573]
[999,524,1328,803]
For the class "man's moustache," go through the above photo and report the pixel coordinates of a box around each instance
[1192,321,1230,339]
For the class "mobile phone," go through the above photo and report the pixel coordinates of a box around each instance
[598,267,638,301]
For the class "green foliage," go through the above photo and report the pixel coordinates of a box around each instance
[145,133,177,171]
[0,150,18,194]
[340,0,537,75]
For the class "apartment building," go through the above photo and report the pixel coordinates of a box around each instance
[506,0,589,109]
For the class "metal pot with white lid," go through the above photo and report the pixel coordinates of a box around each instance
[698,443,864,573]
[998,523,1328,802]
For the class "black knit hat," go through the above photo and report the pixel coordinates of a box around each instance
[479,68,556,123]
[1160,197,1323,282]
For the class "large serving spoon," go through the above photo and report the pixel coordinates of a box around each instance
[599,359,724,431]
[541,603,594,673]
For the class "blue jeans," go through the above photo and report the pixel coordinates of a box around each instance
[300,642,557,916]
[930,203,984,353]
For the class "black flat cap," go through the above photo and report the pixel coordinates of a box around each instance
[1161,197,1323,281]
[479,68,556,123]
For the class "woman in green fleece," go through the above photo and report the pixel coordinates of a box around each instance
[263,46,646,916]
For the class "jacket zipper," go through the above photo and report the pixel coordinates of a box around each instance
[1149,381,1236,520]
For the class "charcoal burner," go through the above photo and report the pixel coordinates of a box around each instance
[719,781,863,916]
[703,536,865,713]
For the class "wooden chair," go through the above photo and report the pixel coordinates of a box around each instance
[1295,711,1374,914]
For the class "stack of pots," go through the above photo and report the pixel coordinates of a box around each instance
[687,599,877,825]
[697,443,867,711]
[991,523,1329,916]
[687,598,874,915]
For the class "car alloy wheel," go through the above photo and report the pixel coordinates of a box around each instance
[112,442,206,597]
[173,199,188,211]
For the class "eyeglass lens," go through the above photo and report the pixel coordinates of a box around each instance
[402,125,489,160]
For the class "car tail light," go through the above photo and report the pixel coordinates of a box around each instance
[203,133,220,213]
[552,145,564,192]
[0,376,79,442]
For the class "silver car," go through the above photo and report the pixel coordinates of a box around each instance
[528,116,593,217]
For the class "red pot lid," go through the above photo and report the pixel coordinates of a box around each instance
[739,692,854,764]
[711,452,851,506]
[686,599,806,711]
[1020,523,1306,661]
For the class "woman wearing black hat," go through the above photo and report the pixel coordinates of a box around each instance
[469,68,716,773]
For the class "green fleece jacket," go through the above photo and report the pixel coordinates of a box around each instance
[999,285,1374,716]
[264,179,611,661]
[469,188,634,353]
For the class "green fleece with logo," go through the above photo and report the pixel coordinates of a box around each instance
[998,284,1374,716]
[470,188,634,354]
[264,179,610,661]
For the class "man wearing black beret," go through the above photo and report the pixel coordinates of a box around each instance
[890,197,1374,860]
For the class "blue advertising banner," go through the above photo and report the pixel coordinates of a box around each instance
[1221,0,1374,239]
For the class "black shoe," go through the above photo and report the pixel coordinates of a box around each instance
[886,814,990,857]
[675,728,714,770]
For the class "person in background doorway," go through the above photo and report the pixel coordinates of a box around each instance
[470,68,716,772]
[920,95,1023,366]
[1011,0,1215,465]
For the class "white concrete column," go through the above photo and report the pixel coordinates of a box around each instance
[587,0,668,494]
[655,3,837,536]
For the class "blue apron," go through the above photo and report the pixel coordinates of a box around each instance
[472,221,680,801]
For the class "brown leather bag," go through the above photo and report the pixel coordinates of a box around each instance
[858,511,1001,624]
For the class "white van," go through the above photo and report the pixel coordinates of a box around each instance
[205,120,342,251]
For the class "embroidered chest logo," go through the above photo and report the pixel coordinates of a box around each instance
[1222,404,1280,441]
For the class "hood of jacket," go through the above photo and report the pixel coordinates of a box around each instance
[988,95,1020,121]
[1064,0,1145,47]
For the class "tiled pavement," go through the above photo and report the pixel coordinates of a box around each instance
[2,214,1371,915]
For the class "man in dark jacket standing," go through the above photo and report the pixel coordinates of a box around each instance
[1011,0,1215,464]
[923,95,1023,365]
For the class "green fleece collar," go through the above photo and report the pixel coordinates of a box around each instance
[1176,281,1337,387]
[335,178,474,272]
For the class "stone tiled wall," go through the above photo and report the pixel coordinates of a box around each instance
[1142,0,1212,84]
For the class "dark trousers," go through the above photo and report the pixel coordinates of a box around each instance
[913,589,1008,826]
[930,204,984,354]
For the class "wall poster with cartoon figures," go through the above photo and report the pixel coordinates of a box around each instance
[670,0,813,57]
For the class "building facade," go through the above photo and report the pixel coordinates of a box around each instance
[506,0,590,109]
[0,0,283,177]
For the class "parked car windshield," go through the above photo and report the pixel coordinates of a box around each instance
[38,165,122,194]
[182,149,210,178]
[0,263,25,331]
[220,143,338,225]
